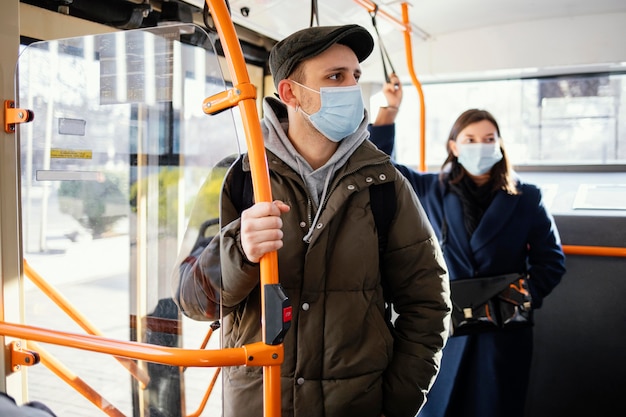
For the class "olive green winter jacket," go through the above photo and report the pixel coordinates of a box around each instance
[212,141,450,417]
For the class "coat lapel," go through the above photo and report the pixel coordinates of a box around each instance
[469,190,520,252]
[442,192,476,273]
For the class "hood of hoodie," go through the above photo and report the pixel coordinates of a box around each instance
[260,96,370,208]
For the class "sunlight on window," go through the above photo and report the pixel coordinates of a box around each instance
[373,73,626,169]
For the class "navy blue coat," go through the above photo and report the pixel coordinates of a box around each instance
[0,392,57,417]
[369,125,566,417]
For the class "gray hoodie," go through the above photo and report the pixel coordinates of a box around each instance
[260,96,370,241]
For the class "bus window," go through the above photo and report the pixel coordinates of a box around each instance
[373,72,626,169]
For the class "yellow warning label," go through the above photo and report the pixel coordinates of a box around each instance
[50,149,93,159]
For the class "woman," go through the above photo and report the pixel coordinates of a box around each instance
[370,106,566,417]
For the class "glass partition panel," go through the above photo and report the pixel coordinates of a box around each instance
[18,24,239,416]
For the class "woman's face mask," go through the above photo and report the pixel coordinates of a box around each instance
[291,81,365,142]
[456,142,503,176]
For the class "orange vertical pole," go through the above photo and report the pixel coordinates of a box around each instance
[205,1,281,416]
[401,2,427,172]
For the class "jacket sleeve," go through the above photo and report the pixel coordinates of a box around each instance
[175,234,223,321]
[367,123,396,157]
[176,209,261,320]
[175,162,260,320]
[382,176,452,417]
[525,185,566,308]
[216,171,262,311]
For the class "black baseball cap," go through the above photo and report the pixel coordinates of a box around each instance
[269,24,374,89]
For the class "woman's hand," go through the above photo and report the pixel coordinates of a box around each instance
[382,72,402,108]
[374,72,403,126]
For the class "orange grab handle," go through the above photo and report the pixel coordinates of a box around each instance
[206,1,282,416]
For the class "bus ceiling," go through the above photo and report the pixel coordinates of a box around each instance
[19,0,626,83]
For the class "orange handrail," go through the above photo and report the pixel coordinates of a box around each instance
[562,245,626,257]
[23,256,225,416]
[0,321,283,368]
[206,1,282,416]
[0,3,283,415]
[27,341,126,417]
[186,367,221,417]
[26,257,219,416]
[401,2,427,172]
[23,259,151,388]
[354,1,427,172]
[185,322,221,417]
[353,0,410,32]
[353,0,430,40]
[0,319,283,416]
[0,318,283,416]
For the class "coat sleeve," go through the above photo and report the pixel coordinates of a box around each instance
[367,123,396,157]
[525,185,566,308]
[175,234,223,320]
[0,392,57,417]
[176,211,260,319]
[175,164,260,320]
[382,176,452,417]
[217,171,262,311]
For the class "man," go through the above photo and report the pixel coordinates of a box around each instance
[179,24,450,417]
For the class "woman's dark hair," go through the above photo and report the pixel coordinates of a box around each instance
[440,108,519,195]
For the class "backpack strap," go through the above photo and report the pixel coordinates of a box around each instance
[369,181,397,322]
[229,154,254,214]
[370,181,396,253]
[231,154,397,247]
[231,161,396,255]
[231,162,397,319]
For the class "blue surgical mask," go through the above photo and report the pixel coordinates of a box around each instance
[456,142,503,176]
[292,81,365,142]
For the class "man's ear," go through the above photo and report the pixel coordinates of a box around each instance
[277,79,298,108]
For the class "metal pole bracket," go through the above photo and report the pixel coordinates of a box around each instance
[4,100,34,133]
[10,341,41,372]
[202,82,257,115]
